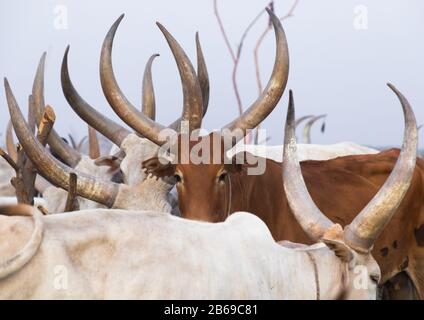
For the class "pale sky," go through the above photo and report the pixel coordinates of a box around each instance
[0,0,423,149]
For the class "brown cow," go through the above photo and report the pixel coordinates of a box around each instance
[142,88,424,299]
[90,9,423,298]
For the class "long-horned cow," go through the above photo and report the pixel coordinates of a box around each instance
[0,90,417,299]
[135,10,424,299]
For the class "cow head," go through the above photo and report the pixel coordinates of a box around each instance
[142,132,262,221]
[139,9,289,220]
[282,88,417,299]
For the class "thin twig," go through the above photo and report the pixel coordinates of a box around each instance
[213,0,236,63]
[254,0,300,93]
[214,0,243,115]
[214,0,268,119]
[253,0,300,144]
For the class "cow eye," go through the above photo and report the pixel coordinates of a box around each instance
[218,172,227,183]
[174,174,182,183]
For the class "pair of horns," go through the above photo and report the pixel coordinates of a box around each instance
[62,22,209,147]
[302,114,326,144]
[31,53,82,167]
[5,79,120,207]
[283,84,417,252]
[99,8,288,146]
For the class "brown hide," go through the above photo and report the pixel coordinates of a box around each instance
[170,148,423,297]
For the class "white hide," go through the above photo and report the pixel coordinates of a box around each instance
[43,135,177,214]
[229,141,379,163]
[119,134,161,186]
[116,134,178,213]
[0,157,15,197]
[42,155,111,213]
[0,196,46,207]
[0,209,378,299]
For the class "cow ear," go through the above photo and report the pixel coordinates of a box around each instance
[321,224,355,263]
[142,157,175,179]
[95,155,121,170]
[322,237,355,263]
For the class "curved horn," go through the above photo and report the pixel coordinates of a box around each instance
[32,53,81,167]
[223,8,289,140]
[168,33,209,131]
[5,78,119,207]
[0,204,43,279]
[156,22,203,132]
[141,54,159,120]
[196,32,210,116]
[88,126,100,159]
[302,114,326,144]
[100,14,166,145]
[295,115,314,129]
[344,84,418,252]
[61,46,131,147]
[6,119,17,162]
[282,91,335,241]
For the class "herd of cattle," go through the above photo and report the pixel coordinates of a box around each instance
[0,9,423,299]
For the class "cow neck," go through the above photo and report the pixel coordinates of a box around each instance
[306,251,320,300]
[228,172,247,213]
[305,245,350,299]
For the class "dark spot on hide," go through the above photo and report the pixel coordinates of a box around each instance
[414,224,424,247]
[380,247,389,257]
[392,241,398,249]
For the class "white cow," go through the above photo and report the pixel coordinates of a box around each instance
[0,206,378,300]
[0,82,414,300]
[0,157,15,197]
[229,141,379,163]
[0,197,46,207]
[41,155,112,213]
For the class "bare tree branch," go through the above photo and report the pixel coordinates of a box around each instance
[253,0,300,144]
[254,0,300,93]
[214,0,300,144]
[213,0,236,63]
